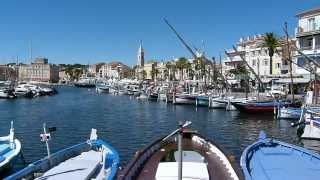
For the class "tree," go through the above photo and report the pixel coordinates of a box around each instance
[229,64,249,76]
[263,32,279,75]
[151,68,159,81]
[176,57,191,80]
[142,70,147,80]
[166,61,176,81]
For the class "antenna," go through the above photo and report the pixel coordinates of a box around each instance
[40,123,51,158]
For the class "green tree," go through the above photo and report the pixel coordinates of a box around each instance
[166,61,176,81]
[151,68,159,81]
[176,57,191,80]
[263,32,279,75]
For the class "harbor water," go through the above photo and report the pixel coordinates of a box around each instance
[1,86,320,173]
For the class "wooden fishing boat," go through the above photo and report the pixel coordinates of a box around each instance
[118,121,243,180]
[241,131,320,180]
[231,101,288,114]
[5,127,119,180]
[0,122,21,172]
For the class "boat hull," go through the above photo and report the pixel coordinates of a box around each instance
[231,101,286,114]
[278,107,301,119]
[74,83,96,88]
[174,95,196,105]
[210,99,227,109]
[196,96,209,106]
[96,87,110,93]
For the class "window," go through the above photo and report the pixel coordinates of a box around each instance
[264,60,268,66]
[308,18,315,31]
[277,63,280,69]
[252,60,256,66]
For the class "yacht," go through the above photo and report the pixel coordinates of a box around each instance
[0,88,16,99]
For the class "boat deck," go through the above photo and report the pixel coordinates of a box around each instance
[137,137,236,180]
[37,150,103,180]
[248,144,320,180]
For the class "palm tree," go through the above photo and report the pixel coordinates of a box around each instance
[166,61,176,81]
[176,57,190,80]
[151,68,159,81]
[263,32,279,75]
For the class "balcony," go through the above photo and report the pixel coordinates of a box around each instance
[296,25,320,37]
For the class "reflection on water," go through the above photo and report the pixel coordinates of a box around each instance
[0,86,319,173]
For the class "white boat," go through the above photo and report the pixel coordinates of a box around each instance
[137,92,148,100]
[5,128,119,180]
[0,88,16,99]
[296,108,320,140]
[74,77,96,88]
[0,121,21,172]
[14,84,34,98]
[174,93,197,105]
[96,83,110,93]
[209,97,227,109]
[127,85,140,96]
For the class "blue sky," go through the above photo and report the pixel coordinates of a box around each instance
[0,0,319,66]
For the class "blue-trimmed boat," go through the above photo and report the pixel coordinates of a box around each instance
[196,95,209,106]
[241,131,320,180]
[0,121,21,172]
[5,128,119,180]
[278,107,302,119]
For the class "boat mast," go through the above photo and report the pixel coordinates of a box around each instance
[163,18,230,89]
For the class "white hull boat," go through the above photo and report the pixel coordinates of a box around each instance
[0,122,21,172]
[96,86,110,93]
[5,128,119,180]
[210,98,227,109]
[0,89,16,99]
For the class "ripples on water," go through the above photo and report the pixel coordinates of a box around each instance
[0,86,319,170]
